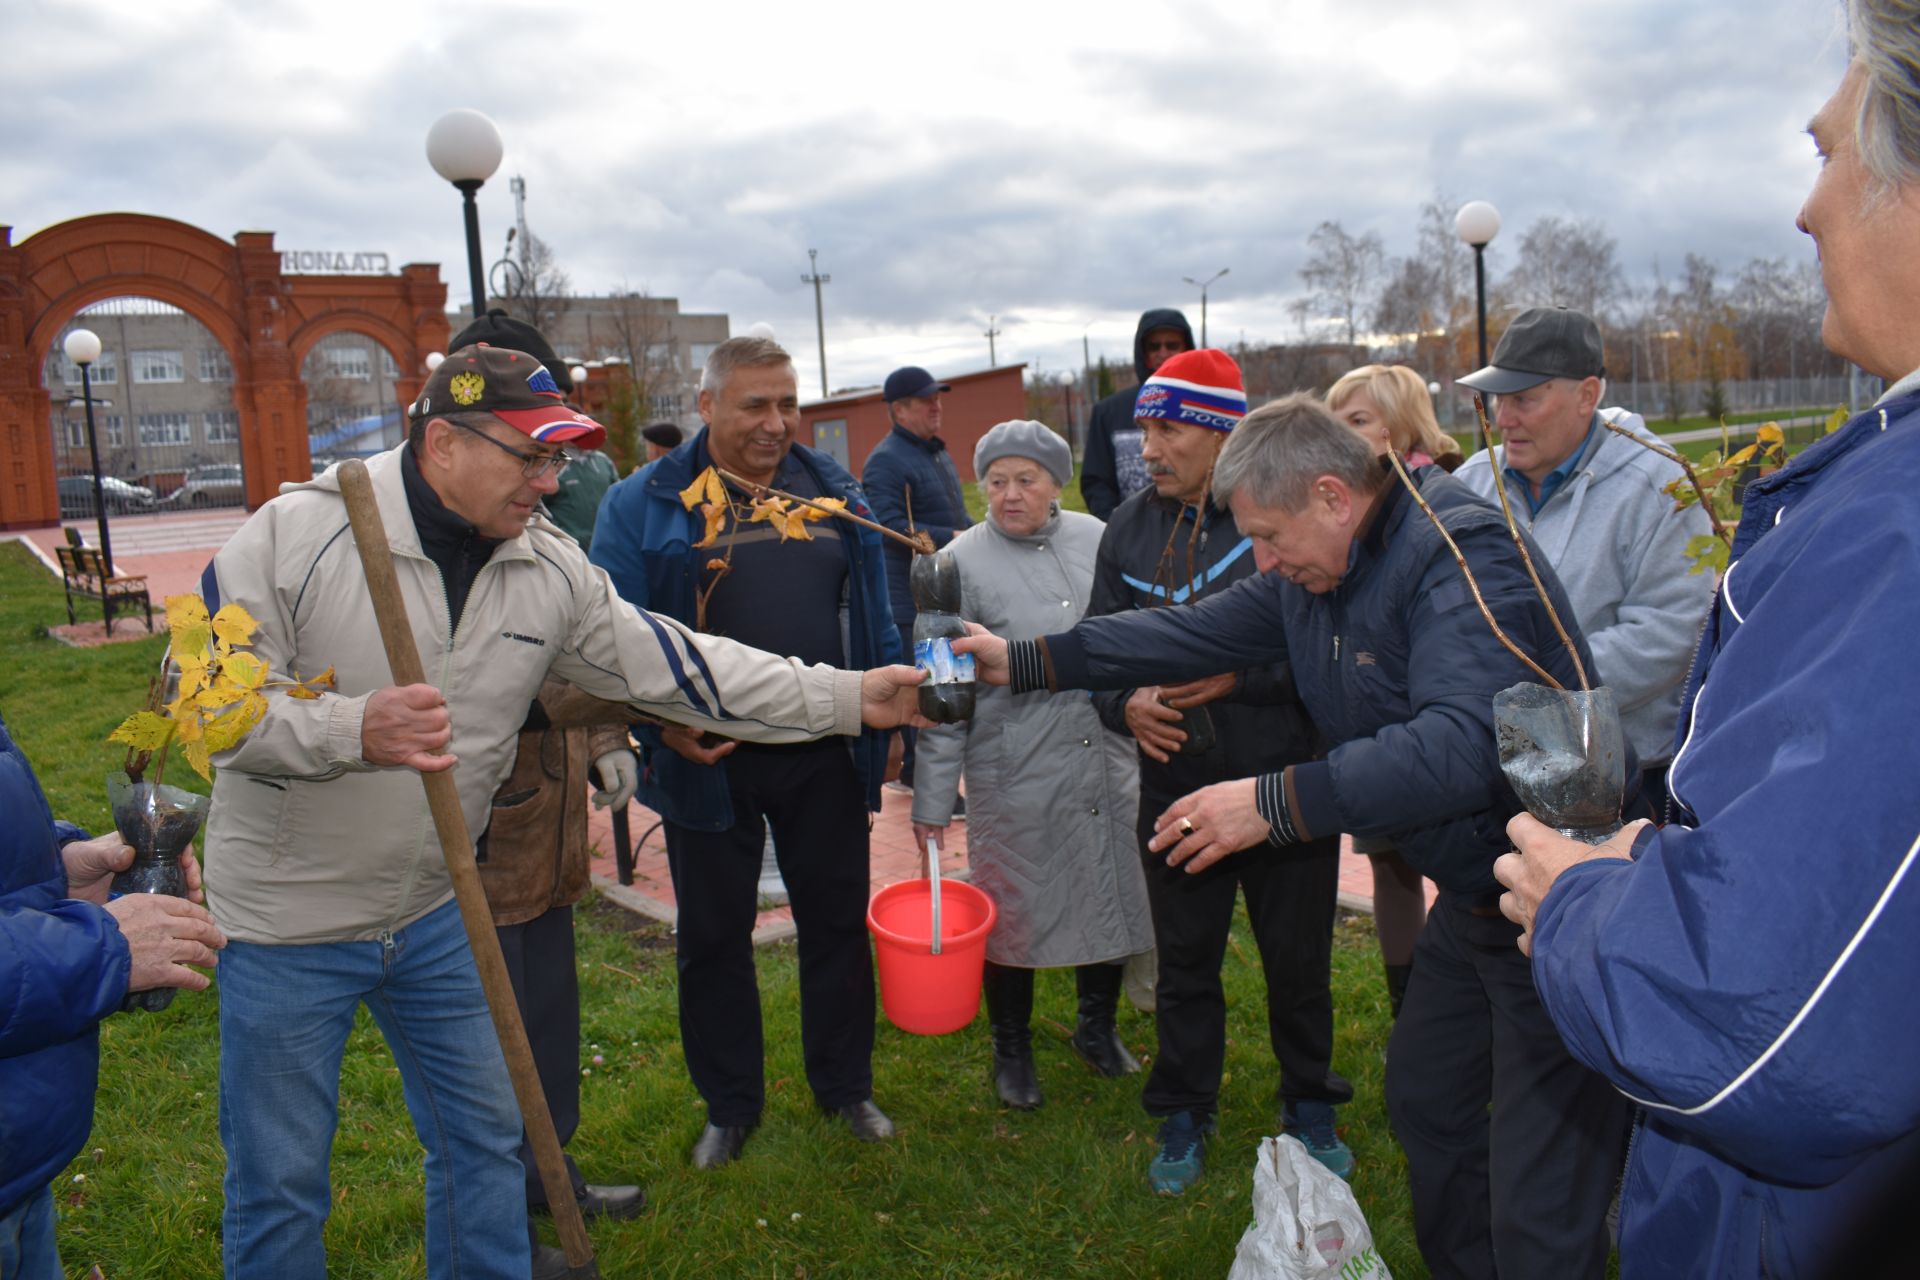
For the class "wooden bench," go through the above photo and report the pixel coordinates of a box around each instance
[56,541,153,633]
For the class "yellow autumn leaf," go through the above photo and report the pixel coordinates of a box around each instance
[212,603,258,649]
[166,594,211,657]
[284,666,336,700]
[222,651,268,690]
[193,683,252,712]
[748,496,788,524]
[1756,423,1785,447]
[175,651,213,701]
[203,694,268,753]
[182,738,213,783]
[800,497,846,522]
[778,508,816,541]
[692,501,728,549]
[109,710,176,753]
[678,467,726,512]
[1826,406,1850,436]
[1725,444,1759,468]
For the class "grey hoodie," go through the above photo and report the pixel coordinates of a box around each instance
[1455,409,1715,765]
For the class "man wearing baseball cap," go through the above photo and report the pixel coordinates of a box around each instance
[863,366,971,796]
[1084,349,1351,1194]
[198,342,930,1279]
[1456,307,1713,813]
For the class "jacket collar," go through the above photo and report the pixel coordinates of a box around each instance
[888,422,947,455]
[985,503,1063,545]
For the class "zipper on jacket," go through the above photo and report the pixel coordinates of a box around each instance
[1333,634,1341,662]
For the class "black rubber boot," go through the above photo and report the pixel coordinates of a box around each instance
[1071,962,1140,1077]
[983,962,1043,1109]
[1385,963,1413,1020]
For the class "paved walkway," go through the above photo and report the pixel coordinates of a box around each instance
[12,510,1419,939]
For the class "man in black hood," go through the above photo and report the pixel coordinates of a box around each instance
[1081,309,1194,520]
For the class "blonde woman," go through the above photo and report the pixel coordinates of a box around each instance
[1325,364,1455,1016]
[1327,364,1463,472]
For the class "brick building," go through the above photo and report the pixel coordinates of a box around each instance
[799,363,1028,484]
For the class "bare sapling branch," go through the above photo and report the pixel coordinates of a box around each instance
[1473,398,1590,691]
[714,466,934,554]
[1386,448,1564,691]
[1595,416,1731,544]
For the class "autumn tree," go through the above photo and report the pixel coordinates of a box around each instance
[1300,220,1386,349]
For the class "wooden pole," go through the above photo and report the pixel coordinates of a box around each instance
[336,461,598,1276]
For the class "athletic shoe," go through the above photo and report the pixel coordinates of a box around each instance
[1148,1110,1213,1195]
[1284,1100,1355,1180]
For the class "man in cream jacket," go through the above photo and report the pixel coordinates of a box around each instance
[199,344,925,1280]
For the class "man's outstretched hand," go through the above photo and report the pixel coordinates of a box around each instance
[861,665,934,729]
[950,624,1009,686]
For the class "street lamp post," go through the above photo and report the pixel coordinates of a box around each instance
[64,328,114,572]
[1181,268,1229,347]
[426,109,505,320]
[1454,201,1502,451]
[801,249,830,398]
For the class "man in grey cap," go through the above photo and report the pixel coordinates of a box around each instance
[1455,306,1713,810]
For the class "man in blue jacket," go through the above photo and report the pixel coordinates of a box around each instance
[861,365,970,793]
[957,395,1629,1279]
[0,711,225,1277]
[590,336,903,1170]
[1496,14,1920,1274]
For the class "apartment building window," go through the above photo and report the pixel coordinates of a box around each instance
[132,350,186,384]
[327,346,372,381]
[204,410,240,444]
[380,348,399,379]
[688,343,719,371]
[650,393,683,419]
[60,420,86,448]
[102,416,124,447]
[200,348,233,382]
[53,349,119,386]
[138,413,193,446]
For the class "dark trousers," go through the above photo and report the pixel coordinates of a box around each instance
[1385,895,1630,1280]
[895,622,917,784]
[664,743,875,1127]
[1137,799,1350,1118]
[497,904,587,1210]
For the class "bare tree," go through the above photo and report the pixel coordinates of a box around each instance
[1300,220,1386,349]
[1501,215,1625,319]
[497,229,572,332]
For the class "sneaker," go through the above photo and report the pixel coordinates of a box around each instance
[1283,1100,1355,1180]
[951,794,967,822]
[883,779,914,795]
[1148,1110,1213,1195]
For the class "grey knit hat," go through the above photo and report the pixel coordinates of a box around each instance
[973,419,1073,487]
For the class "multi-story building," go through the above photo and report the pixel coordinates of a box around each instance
[448,294,730,430]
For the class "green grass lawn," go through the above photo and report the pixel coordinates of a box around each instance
[0,540,1426,1277]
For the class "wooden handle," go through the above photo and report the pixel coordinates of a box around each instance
[337,461,599,1273]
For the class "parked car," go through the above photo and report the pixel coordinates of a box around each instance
[57,474,156,519]
[165,463,246,508]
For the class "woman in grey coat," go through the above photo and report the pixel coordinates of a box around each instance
[911,420,1154,1110]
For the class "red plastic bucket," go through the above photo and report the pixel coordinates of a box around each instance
[867,879,997,1035]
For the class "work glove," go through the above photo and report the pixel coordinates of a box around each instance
[590,748,638,810]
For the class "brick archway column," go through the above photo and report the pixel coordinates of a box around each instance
[0,227,61,526]
[233,232,309,506]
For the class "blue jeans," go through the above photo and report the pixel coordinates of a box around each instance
[218,898,530,1279]
[0,1186,62,1280]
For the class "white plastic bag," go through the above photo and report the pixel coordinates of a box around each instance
[1227,1135,1392,1280]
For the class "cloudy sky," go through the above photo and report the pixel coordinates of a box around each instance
[8,0,1850,392]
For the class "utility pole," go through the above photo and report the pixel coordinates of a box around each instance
[801,249,830,397]
[985,315,1001,367]
[510,176,530,278]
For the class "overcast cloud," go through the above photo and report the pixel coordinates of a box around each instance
[5,0,1850,390]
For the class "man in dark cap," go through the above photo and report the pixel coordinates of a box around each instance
[1454,306,1712,810]
[641,421,684,464]
[862,366,972,794]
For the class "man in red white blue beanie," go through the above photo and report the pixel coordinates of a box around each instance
[1131,347,1248,433]
[1080,347,1353,1194]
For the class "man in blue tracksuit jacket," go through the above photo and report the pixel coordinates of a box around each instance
[0,713,223,1276]
[959,396,1630,1278]
[589,336,901,1169]
[1495,36,1920,1277]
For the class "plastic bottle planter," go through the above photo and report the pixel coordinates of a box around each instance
[107,771,209,1012]
[1170,701,1217,756]
[1493,683,1627,845]
[910,551,976,724]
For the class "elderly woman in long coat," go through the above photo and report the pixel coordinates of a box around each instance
[912,420,1153,1110]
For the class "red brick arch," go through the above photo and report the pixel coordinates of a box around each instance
[0,213,449,529]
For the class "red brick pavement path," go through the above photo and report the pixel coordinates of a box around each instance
[11,511,1431,938]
